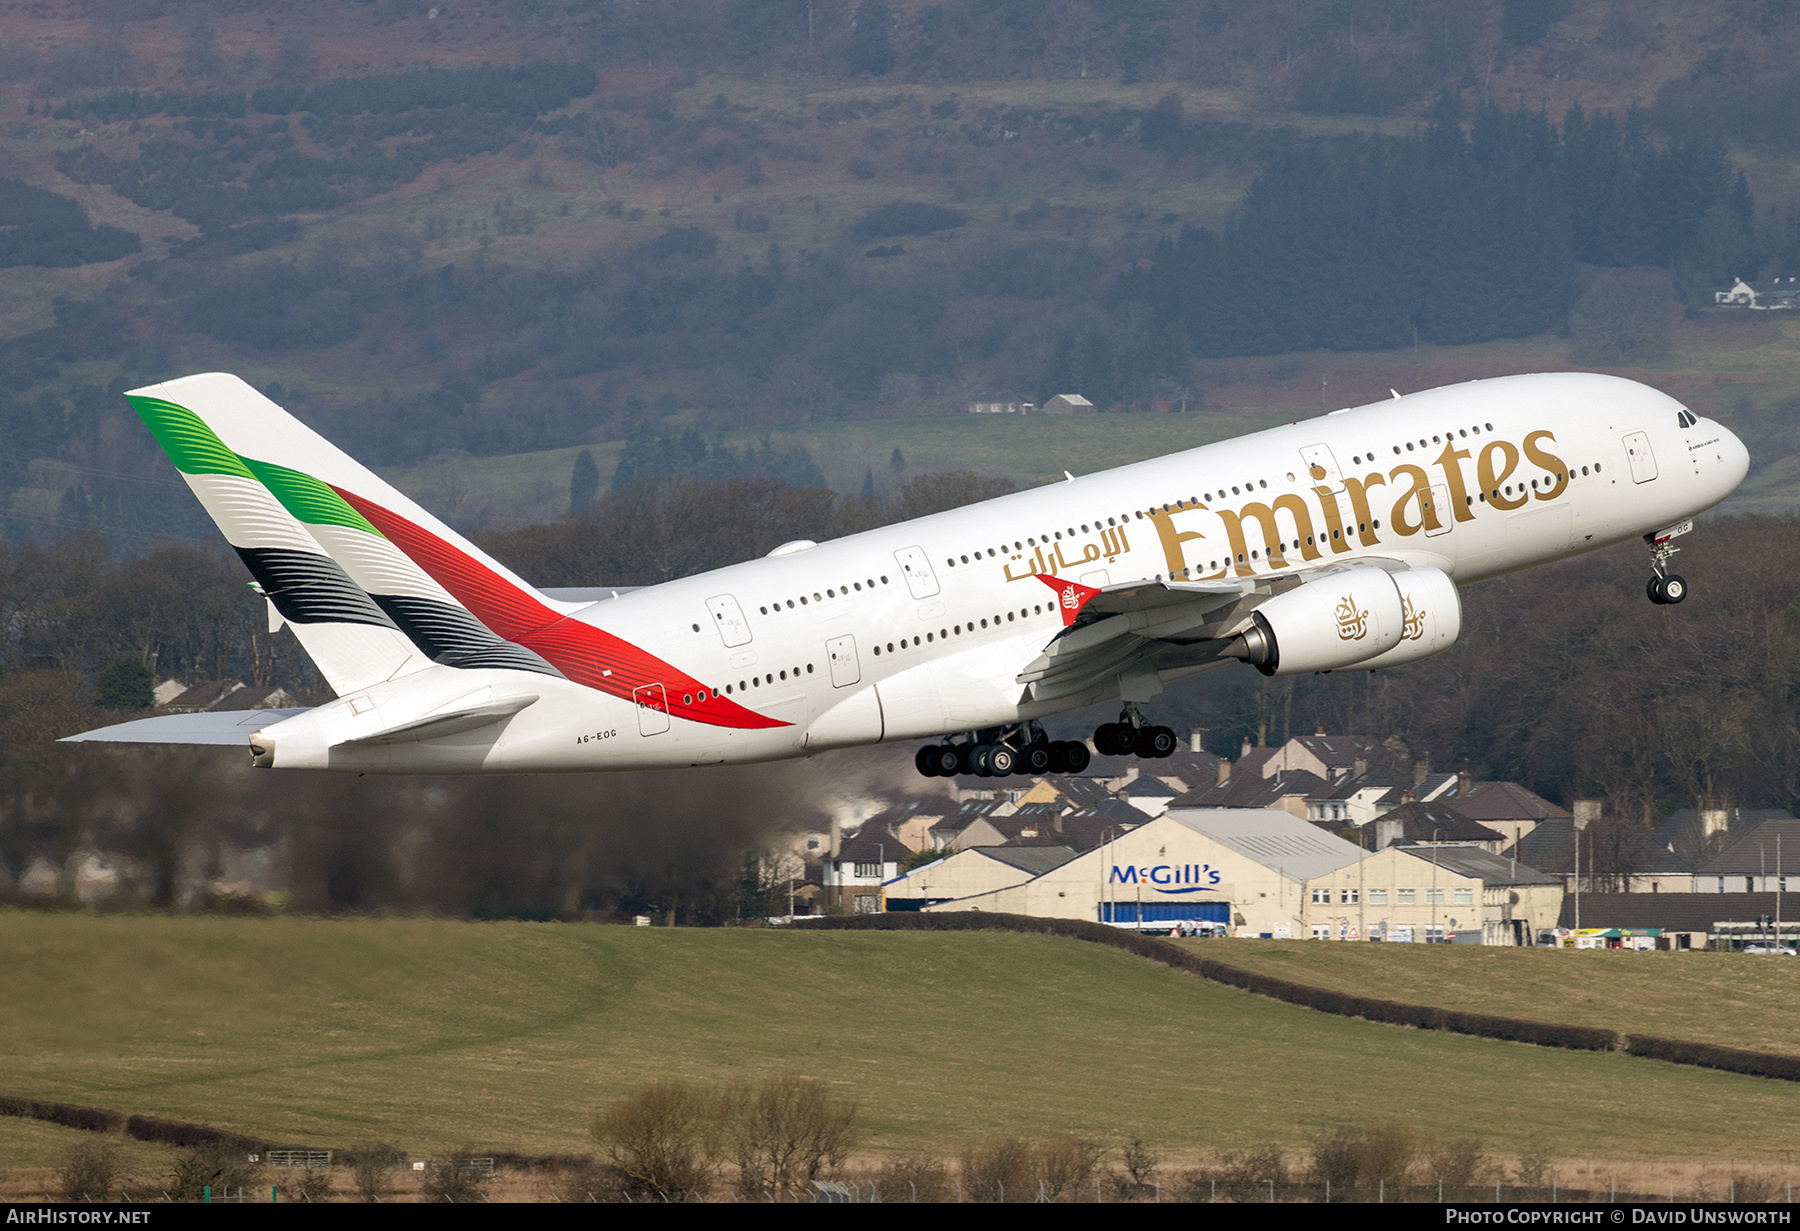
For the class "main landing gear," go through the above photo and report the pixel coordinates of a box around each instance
[915,722,1088,778]
[1645,531,1688,606]
[914,708,1180,778]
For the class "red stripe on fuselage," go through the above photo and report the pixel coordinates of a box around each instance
[334,488,788,730]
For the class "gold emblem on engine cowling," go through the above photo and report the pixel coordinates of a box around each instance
[1334,595,1369,641]
[1401,596,1425,641]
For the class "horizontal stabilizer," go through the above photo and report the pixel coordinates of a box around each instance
[336,693,538,747]
[61,710,311,746]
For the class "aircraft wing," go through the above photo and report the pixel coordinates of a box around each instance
[60,709,312,746]
[1018,559,1412,704]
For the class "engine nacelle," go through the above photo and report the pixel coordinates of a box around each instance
[1341,567,1461,671]
[1227,566,1404,675]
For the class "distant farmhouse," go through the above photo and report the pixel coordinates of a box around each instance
[1040,393,1093,414]
[967,393,1034,414]
[1714,277,1800,310]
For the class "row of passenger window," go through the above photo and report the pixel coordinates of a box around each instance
[871,605,1051,656]
[758,574,892,616]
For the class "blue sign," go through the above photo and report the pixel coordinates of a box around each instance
[1108,863,1222,895]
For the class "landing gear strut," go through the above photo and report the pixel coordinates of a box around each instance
[1645,531,1688,606]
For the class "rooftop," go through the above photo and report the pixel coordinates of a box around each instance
[1165,807,1366,881]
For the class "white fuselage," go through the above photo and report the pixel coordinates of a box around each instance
[258,373,1748,772]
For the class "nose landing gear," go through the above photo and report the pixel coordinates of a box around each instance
[1644,528,1688,606]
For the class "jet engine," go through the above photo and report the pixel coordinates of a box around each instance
[1339,567,1461,671]
[1225,566,1405,676]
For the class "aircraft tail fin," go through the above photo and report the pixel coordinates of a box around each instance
[126,380,435,696]
[127,374,571,682]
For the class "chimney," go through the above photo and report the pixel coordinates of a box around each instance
[1053,809,1064,833]
[1123,765,1139,784]
[1190,728,1204,753]
[1401,789,1417,805]
[829,817,843,857]
[1573,800,1601,831]
[1241,736,1252,760]
[1217,759,1231,785]
[1352,757,1367,779]
[1413,759,1428,788]
[1374,817,1401,851]
[1457,769,1472,798]
[1701,808,1728,840]
[1315,724,1326,736]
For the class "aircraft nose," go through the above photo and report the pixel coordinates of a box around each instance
[1718,421,1751,492]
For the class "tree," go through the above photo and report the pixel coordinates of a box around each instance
[1567,268,1674,366]
[95,656,152,710]
[848,0,895,76]
[569,448,600,515]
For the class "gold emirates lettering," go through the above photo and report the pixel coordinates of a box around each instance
[1335,596,1370,640]
[995,429,1568,580]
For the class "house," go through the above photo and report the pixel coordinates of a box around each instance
[885,845,1081,911]
[1040,394,1093,414]
[1117,774,1179,817]
[1693,815,1800,893]
[1513,807,1799,894]
[1373,801,1509,854]
[1167,768,1330,819]
[820,826,905,913]
[1306,766,1459,828]
[1452,781,1570,852]
[1251,728,1388,783]
[967,394,1034,413]
[1396,845,1563,945]
[158,680,297,713]
[1714,277,1800,310]
[1303,845,1515,944]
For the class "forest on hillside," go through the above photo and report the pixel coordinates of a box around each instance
[4,0,1800,549]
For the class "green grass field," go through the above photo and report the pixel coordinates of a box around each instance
[5,911,1800,1165]
[1189,939,1800,1057]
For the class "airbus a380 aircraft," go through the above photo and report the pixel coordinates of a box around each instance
[70,371,1747,777]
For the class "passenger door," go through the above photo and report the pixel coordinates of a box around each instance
[705,595,752,647]
[633,683,670,735]
[1300,443,1347,497]
[1622,432,1658,483]
[826,635,861,688]
[1422,484,1451,537]
[893,546,940,599]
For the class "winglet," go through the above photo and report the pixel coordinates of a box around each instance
[1036,574,1102,626]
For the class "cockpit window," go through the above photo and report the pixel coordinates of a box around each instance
[1677,411,1697,428]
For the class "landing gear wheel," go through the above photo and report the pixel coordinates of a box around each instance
[1060,741,1091,773]
[1094,723,1131,756]
[1647,577,1666,605]
[1660,574,1687,604]
[920,745,961,777]
[978,743,1017,776]
[1135,725,1178,759]
[1020,743,1053,774]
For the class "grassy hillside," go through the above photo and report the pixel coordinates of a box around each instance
[6,911,1800,1162]
[380,314,1800,529]
[1190,940,1800,1058]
